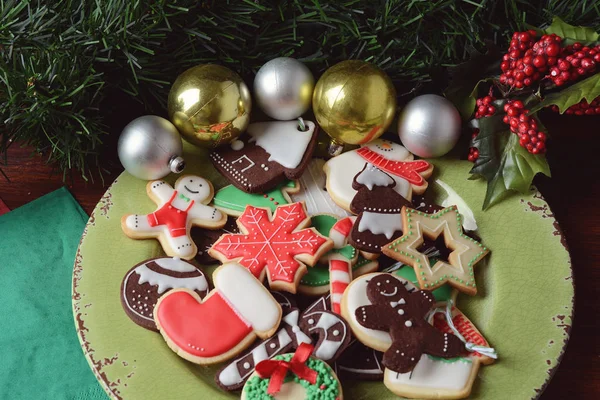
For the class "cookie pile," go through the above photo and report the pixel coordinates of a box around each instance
[119,126,495,399]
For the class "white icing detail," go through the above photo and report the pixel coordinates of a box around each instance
[333,330,340,336]
[153,257,196,273]
[405,320,413,327]
[385,355,475,391]
[398,309,405,315]
[346,274,416,349]
[231,140,244,151]
[243,362,251,369]
[247,120,315,169]
[291,159,350,217]
[305,312,347,361]
[214,263,281,332]
[283,310,312,345]
[134,265,207,294]
[358,212,403,239]
[308,319,315,325]
[380,287,398,297]
[231,155,256,172]
[330,270,351,284]
[324,139,413,209]
[436,179,478,231]
[218,328,293,386]
[355,163,395,190]
[390,298,406,307]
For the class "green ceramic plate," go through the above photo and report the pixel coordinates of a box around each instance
[72,143,573,400]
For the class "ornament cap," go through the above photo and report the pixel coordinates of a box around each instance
[169,156,186,174]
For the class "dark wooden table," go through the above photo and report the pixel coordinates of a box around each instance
[1,114,598,398]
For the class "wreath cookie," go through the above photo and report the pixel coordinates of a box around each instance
[242,344,343,400]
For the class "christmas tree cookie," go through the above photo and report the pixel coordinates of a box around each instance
[348,163,411,254]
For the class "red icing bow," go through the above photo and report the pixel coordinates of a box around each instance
[255,342,317,395]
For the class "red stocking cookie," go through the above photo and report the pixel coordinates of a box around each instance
[209,202,333,293]
[154,262,282,365]
[122,175,227,260]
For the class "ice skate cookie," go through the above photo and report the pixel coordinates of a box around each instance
[210,120,318,193]
[121,175,227,260]
[209,203,333,293]
[154,262,282,365]
[120,257,208,331]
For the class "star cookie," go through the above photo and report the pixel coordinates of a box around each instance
[381,206,489,296]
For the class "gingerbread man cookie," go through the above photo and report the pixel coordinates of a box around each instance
[382,206,489,295]
[353,274,465,373]
[324,139,433,211]
[209,202,333,293]
[154,262,282,365]
[121,175,227,260]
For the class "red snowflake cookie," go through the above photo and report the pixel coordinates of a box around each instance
[209,203,333,293]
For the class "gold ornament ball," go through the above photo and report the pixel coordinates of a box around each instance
[167,64,252,148]
[312,60,396,145]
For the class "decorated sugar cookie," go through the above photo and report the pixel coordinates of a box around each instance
[215,307,310,391]
[210,120,318,193]
[382,206,489,295]
[299,295,352,362]
[349,163,411,254]
[209,203,333,293]
[324,139,433,211]
[383,305,496,399]
[242,343,343,400]
[299,215,378,298]
[120,257,209,331]
[216,295,351,392]
[352,274,465,373]
[121,175,227,260]
[154,262,282,365]
[292,158,350,217]
[213,180,300,216]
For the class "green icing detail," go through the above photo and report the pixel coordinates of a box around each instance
[311,215,337,236]
[331,245,356,260]
[426,354,473,364]
[393,263,453,302]
[214,181,296,212]
[243,354,339,400]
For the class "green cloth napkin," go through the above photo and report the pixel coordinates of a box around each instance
[0,187,107,400]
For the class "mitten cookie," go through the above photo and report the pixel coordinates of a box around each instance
[154,262,282,365]
[209,202,333,293]
[121,175,227,259]
[120,257,209,331]
[324,139,433,211]
[213,180,299,216]
[210,120,318,193]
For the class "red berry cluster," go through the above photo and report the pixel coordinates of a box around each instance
[548,42,600,86]
[500,32,561,88]
[468,95,497,162]
[551,96,600,115]
[502,100,546,154]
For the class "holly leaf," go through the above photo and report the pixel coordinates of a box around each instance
[545,16,599,44]
[444,47,501,120]
[470,115,551,210]
[529,73,600,113]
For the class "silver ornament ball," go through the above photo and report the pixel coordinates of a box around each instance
[118,115,185,180]
[254,57,314,120]
[397,94,461,158]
